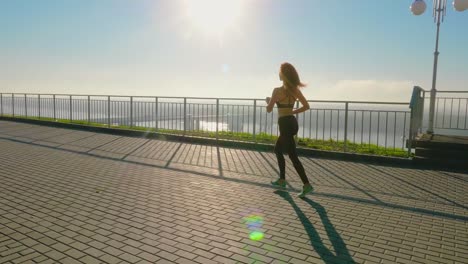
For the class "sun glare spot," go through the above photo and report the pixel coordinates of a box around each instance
[183,0,246,37]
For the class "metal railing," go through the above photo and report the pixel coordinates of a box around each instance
[429,91,468,131]
[0,92,413,154]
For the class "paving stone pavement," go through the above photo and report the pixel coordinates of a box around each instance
[0,120,467,264]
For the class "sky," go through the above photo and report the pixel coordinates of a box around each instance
[1,0,467,102]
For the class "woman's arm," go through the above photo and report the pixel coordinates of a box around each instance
[266,88,279,113]
[292,89,310,115]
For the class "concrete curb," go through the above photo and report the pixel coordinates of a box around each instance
[0,116,413,166]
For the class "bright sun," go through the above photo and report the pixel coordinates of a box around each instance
[183,0,246,37]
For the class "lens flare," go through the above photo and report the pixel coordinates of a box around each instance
[249,231,264,241]
[242,214,264,241]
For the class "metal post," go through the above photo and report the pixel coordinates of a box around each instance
[130,96,133,128]
[53,95,56,120]
[344,102,349,152]
[155,97,158,130]
[69,95,72,123]
[12,94,15,117]
[108,96,111,128]
[24,94,27,118]
[408,107,414,157]
[37,94,40,119]
[183,98,187,135]
[0,93,3,116]
[428,0,444,134]
[87,96,91,124]
[253,99,257,142]
[216,99,219,140]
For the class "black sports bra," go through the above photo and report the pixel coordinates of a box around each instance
[276,90,296,108]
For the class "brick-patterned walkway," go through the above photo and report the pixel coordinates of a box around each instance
[0,120,467,264]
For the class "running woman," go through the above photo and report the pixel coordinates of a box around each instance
[266,62,313,197]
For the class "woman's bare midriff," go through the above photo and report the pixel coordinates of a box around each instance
[278,108,294,118]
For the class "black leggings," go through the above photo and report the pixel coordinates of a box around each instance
[274,116,309,184]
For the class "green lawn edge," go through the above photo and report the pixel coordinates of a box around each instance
[1,114,411,158]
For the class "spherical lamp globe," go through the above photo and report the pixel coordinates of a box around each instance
[453,0,468,11]
[411,0,427,15]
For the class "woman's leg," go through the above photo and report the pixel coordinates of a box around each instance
[287,144,310,185]
[274,138,286,180]
[286,116,310,185]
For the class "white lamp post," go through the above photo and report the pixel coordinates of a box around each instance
[410,0,467,134]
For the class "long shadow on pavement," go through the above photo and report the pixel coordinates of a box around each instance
[274,190,356,264]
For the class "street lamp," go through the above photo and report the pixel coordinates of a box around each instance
[410,0,467,134]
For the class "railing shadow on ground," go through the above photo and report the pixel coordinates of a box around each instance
[439,171,468,183]
[274,190,356,264]
[364,164,468,210]
[302,157,468,208]
[0,133,467,223]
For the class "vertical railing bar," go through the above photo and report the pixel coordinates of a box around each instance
[259,103,262,137]
[246,104,249,134]
[377,112,380,147]
[344,102,348,152]
[457,98,461,129]
[37,94,40,119]
[137,100,139,128]
[361,111,364,144]
[53,95,56,121]
[0,93,3,116]
[322,109,325,140]
[155,97,158,131]
[442,99,446,128]
[435,97,439,128]
[196,103,199,131]
[264,104,267,136]
[302,109,305,139]
[184,98,187,136]
[353,110,356,144]
[242,105,245,134]
[236,104,240,134]
[107,96,111,128]
[315,110,318,140]
[87,96,90,124]
[161,101,164,129]
[402,112,407,150]
[369,112,372,148]
[12,94,15,117]
[337,108,340,142]
[216,99,219,140]
[24,94,27,118]
[385,112,388,149]
[308,109,312,139]
[253,100,257,142]
[130,96,133,128]
[329,109,333,140]
[449,98,453,128]
[465,99,468,130]
[393,112,397,149]
[69,95,72,123]
[118,100,121,126]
